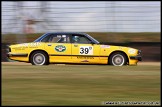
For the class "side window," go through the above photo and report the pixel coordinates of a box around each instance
[71,34,91,44]
[49,35,62,43]
[41,34,70,43]
[41,34,51,42]
[57,35,70,43]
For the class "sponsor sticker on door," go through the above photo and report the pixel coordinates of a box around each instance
[55,45,66,52]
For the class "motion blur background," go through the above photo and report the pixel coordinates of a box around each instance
[1,1,161,62]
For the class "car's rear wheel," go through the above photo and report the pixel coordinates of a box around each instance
[30,51,48,65]
[109,52,127,66]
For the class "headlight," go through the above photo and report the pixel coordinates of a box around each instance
[128,49,136,54]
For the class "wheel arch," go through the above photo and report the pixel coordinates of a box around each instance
[29,49,49,63]
[108,50,129,65]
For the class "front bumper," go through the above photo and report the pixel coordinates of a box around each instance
[130,56,142,61]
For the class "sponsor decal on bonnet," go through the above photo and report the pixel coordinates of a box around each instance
[101,45,110,48]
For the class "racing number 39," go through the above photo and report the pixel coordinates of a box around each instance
[80,47,89,54]
[80,46,93,55]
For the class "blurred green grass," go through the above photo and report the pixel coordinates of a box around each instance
[2,32,160,43]
[2,64,160,106]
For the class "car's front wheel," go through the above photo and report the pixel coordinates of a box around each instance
[30,51,48,65]
[109,52,127,66]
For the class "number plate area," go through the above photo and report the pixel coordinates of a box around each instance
[79,46,93,55]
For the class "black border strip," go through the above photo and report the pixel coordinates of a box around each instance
[49,54,108,57]
[8,54,28,57]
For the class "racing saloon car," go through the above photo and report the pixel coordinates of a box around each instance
[7,32,142,66]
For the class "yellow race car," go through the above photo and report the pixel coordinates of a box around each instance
[7,32,142,66]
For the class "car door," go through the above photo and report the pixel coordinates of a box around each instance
[71,34,100,63]
[43,33,72,63]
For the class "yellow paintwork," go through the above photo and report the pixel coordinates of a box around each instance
[8,42,139,65]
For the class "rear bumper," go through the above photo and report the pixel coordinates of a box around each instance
[130,56,142,61]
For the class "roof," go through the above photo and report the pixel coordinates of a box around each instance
[46,32,88,35]
[34,32,100,44]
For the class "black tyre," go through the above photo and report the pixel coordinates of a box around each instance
[109,52,127,66]
[30,51,48,65]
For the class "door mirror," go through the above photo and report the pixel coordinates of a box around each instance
[90,41,95,45]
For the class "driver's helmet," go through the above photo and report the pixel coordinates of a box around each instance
[73,36,80,42]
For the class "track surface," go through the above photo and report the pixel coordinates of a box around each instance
[2,62,160,106]
[1,62,160,66]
